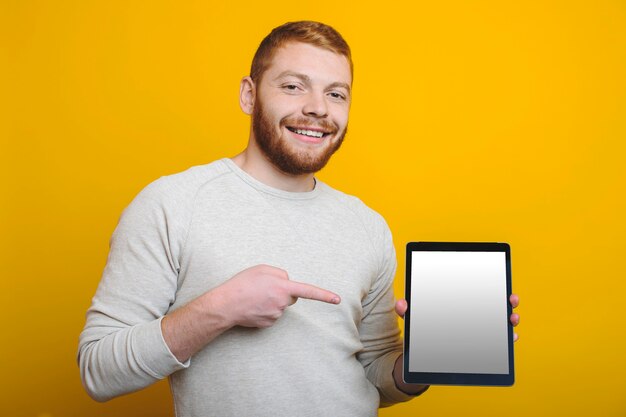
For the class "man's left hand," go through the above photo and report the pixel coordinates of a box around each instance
[391,293,520,395]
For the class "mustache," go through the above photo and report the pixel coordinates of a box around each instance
[279,116,339,133]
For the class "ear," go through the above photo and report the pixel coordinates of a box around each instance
[239,76,256,115]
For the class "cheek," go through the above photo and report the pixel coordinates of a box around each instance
[333,103,350,123]
[336,112,350,129]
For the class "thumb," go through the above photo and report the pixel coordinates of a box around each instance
[395,299,407,319]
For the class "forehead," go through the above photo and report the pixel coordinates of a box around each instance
[263,42,352,86]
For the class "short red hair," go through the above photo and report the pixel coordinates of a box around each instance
[250,21,353,83]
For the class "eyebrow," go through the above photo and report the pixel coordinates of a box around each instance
[274,71,351,94]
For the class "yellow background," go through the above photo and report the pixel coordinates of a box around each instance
[2,1,625,416]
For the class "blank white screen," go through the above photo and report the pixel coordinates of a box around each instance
[409,251,509,374]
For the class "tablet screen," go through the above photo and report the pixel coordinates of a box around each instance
[404,242,514,386]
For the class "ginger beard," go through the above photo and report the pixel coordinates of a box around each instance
[252,100,347,175]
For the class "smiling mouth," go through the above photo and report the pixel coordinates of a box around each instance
[286,126,332,139]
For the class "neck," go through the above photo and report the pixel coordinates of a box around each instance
[231,145,316,192]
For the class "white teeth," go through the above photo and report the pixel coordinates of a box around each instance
[295,129,323,138]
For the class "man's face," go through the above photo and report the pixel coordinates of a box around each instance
[251,42,352,175]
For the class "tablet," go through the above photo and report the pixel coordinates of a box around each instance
[403,242,514,386]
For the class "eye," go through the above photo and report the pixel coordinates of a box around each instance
[328,91,346,101]
[282,83,302,92]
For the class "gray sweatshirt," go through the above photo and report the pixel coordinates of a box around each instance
[78,158,413,416]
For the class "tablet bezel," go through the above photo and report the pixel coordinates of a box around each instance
[403,241,514,386]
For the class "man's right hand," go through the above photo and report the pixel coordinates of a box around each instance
[162,264,341,362]
[214,264,341,328]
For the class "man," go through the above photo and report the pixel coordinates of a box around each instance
[78,21,520,416]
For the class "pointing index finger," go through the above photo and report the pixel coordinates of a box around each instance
[286,281,341,305]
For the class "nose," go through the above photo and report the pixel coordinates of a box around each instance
[302,92,328,118]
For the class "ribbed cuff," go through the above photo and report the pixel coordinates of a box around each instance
[377,353,416,405]
[132,317,190,379]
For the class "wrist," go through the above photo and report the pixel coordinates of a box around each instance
[393,354,430,396]
[196,287,234,332]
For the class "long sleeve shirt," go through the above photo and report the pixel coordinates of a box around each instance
[78,158,413,417]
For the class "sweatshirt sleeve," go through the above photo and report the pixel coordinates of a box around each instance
[77,180,191,402]
[356,216,415,407]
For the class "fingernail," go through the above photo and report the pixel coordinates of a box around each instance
[331,297,340,304]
